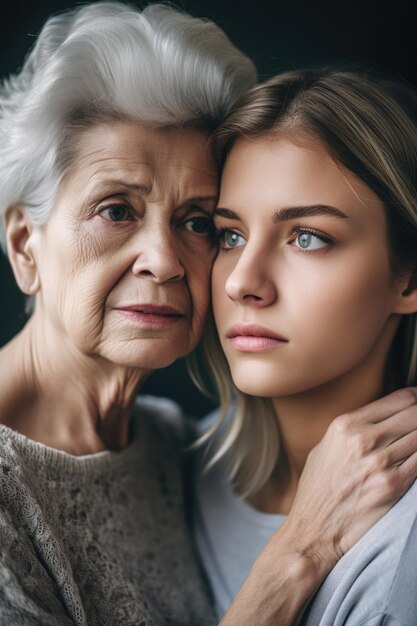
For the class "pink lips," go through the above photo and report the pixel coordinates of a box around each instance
[116,304,185,327]
[227,323,288,352]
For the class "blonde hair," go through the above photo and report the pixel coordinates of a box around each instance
[191,68,417,497]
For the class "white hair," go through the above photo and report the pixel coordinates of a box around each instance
[0,1,257,250]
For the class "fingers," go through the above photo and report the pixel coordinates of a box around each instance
[357,447,417,514]
[382,428,417,466]
[346,387,417,425]
[395,450,417,490]
[373,403,417,448]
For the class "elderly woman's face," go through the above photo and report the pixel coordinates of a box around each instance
[31,122,218,369]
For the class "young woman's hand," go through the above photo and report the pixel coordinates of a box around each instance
[221,388,417,626]
[284,387,417,572]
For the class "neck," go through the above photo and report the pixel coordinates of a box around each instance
[0,314,149,454]
[273,363,385,479]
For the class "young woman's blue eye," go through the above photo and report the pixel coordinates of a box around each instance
[294,231,330,250]
[182,216,214,235]
[100,205,131,222]
[218,228,246,249]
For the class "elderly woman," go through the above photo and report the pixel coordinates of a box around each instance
[0,5,251,624]
[1,3,417,625]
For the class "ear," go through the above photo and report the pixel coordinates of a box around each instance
[393,269,417,315]
[4,205,41,296]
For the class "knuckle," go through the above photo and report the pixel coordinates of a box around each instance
[365,450,389,475]
[383,470,404,495]
[375,467,405,498]
[393,387,417,407]
[350,430,374,456]
[330,414,352,436]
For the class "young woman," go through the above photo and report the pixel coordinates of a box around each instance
[193,68,417,625]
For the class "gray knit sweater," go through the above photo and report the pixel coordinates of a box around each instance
[0,396,215,626]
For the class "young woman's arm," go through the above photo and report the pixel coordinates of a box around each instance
[220,388,417,626]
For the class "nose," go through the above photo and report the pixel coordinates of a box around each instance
[132,228,185,284]
[225,246,277,307]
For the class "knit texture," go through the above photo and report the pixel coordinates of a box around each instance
[0,396,215,625]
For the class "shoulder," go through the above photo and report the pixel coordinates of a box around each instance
[134,395,228,450]
[355,616,410,626]
[135,394,186,428]
[0,425,22,466]
[190,403,237,440]
[191,407,221,439]
[304,479,417,626]
[0,426,33,503]
[133,394,192,452]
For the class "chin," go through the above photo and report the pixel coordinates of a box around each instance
[229,359,313,398]
[232,375,284,398]
[112,353,179,370]
[99,336,195,371]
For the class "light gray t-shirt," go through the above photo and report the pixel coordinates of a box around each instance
[0,396,215,626]
[193,447,285,618]
[302,478,417,626]
[193,411,417,625]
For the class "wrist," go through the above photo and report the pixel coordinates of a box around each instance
[251,540,323,603]
[279,518,339,581]
[221,539,327,626]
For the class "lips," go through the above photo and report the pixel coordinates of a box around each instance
[118,304,184,317]
[115,304,185,327]
[227,323,287,341]
[226,323,288,353]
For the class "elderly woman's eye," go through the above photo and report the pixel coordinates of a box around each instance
[182,216,214,235]
[100,205,131,222]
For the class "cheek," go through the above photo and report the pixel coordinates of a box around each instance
[187,255,212,328]
[211,256,232,321]
[294,255,394,335]
[38,226,121,349]
[220,251,398,397]
[284,254,397,379]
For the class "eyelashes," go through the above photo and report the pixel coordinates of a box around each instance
[99,204,133,222]
[290,225,333,244]
[289,225,334,251]
[96,202,217,246]
[215,227,246,249]
[215,224,335,252]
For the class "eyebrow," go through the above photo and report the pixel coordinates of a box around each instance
[214,207,241,220]
[214,204,348,222]
[189,195,218,204]
[273,205,348,222]
[91,179,153,194]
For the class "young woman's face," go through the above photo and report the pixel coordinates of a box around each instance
[212,135,406,398]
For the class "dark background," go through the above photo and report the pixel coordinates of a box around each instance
[1,0,416,416]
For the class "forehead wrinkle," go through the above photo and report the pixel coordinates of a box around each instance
[82,171,152,198]
[142,159,217,207]
[176,171,217,199]
[62,160,155,208]
[146,158,218,191]
[63,145,153,188]
[80,153,153,181]
[64,130,217,208]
